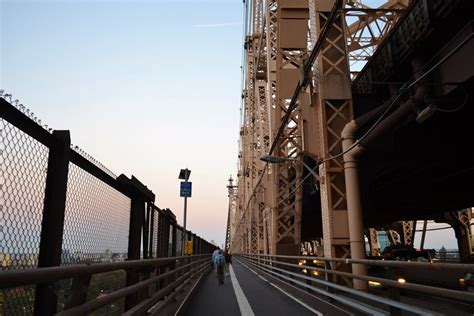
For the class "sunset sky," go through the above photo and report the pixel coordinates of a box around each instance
[1,0,459,249]
[1,0,243,247]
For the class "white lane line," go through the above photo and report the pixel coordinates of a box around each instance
[229,263,255,316]
[237,258,323,316]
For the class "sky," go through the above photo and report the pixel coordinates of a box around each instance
[0,0,461,251]
[1,0,243,247]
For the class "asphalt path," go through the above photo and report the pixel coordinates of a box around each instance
[185,260,322,316]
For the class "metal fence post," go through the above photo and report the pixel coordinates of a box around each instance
[124,189,145,310]
[34,130,71,316]
[143,203,151,259]
[171,220,177,257]
[149,205,155,258]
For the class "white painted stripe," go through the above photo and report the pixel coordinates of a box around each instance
[268,282,323,316]
[237,258,323,316]
[229,264,255,316]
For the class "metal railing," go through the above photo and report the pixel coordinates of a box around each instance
[238,254,474,315]
[0,94,216,315]
[0,254,211,315]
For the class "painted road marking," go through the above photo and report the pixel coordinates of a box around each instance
[229,263,255,316]
[237,258,323,316]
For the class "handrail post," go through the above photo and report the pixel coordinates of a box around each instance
[34,130,70,316]
[386,267,402,316]
[324,260,336,299]
[125,192,145,309]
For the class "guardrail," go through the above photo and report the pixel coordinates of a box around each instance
[0,254,211,315]
[238,254,474,315]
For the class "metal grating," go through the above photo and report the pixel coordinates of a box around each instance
[0,118,49,315]
[62,163,130,265]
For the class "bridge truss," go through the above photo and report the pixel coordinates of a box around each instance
[228,0,410,276]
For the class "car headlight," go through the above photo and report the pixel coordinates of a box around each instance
[368,281,382,286]
[397,278,406,284]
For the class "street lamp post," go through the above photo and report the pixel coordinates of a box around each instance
[260,155,319,189]
[179,168,191,256]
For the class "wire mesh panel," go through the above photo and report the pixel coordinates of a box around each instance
[62,163,131,265]
[176,229,183,256]
[0,118,49,315]
[151,209,159,258]
[55,270,126,314]
[86,270,126,315]
[71,146,117,180]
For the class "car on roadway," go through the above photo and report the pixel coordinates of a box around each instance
[298,255,326,277]
[368,248,433,287]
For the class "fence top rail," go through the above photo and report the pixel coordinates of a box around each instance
[0,254,211,289]
[240,253,474,272]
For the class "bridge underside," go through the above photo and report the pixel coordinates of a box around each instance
[301,0,474,239]
[359,77,474,226]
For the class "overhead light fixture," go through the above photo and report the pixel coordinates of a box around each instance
[416,105,435,123]
[178,168,191,181]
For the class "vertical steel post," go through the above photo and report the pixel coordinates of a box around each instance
[125,192,145,310]
[171,220,177,257]
[420,220,428,249]
[143,203,150,259]
[34,130,71,316]
[182,190,188,255]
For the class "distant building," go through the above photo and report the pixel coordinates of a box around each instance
[377,231,391,253]
[0,252,11,269]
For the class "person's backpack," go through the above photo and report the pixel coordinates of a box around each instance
[216,254,225,267]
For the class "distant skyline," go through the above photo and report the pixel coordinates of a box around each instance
[1,0,243,247]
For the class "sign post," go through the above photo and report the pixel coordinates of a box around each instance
[179,169,191,255]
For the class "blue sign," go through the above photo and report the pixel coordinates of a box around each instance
[180,182,192,197]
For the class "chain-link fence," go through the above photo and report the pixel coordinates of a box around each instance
[62,163,130,265]
[0,118,49,315]
[0,95,216,314]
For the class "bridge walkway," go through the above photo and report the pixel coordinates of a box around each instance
[185,258,349,316]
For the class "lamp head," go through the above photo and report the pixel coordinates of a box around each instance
[260,155,288,164]
[179,168,191,181]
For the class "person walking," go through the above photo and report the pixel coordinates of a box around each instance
[212,247,220,268]
[213,249,226,285]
